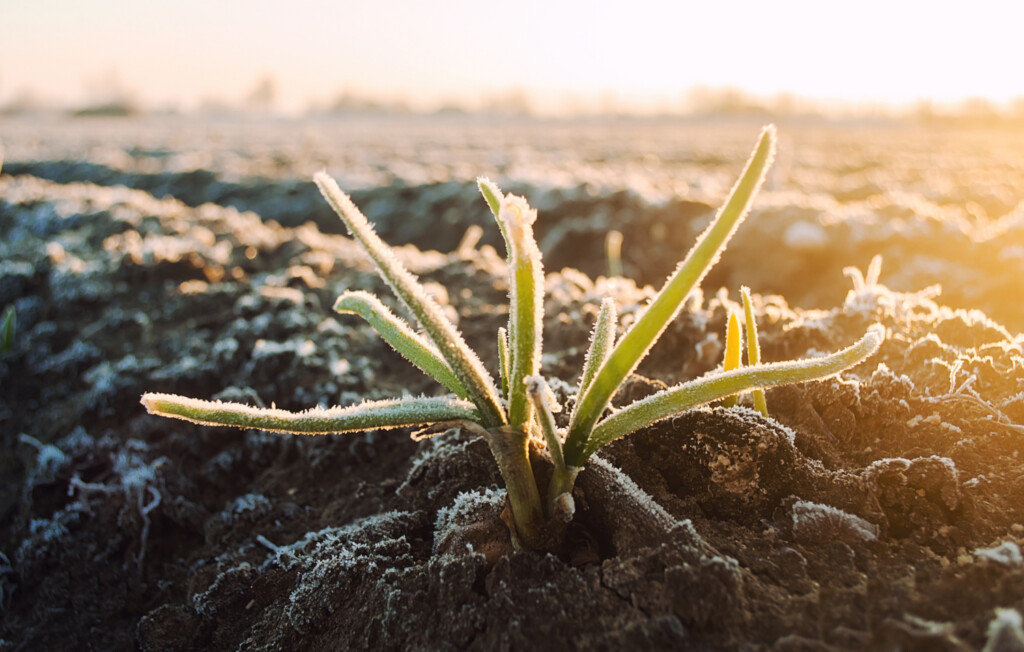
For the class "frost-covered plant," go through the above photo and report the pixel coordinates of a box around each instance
[142,126,882,549]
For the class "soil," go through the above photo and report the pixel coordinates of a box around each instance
[2,115,1024,650]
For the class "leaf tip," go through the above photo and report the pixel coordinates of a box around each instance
[865,323,886,349]
[140,392,168,415]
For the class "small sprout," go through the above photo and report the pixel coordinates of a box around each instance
[606,230,623,278]
[844,254,884,293]
[0,305,15,355]
[720,309,743,408]
[143,126,883,550]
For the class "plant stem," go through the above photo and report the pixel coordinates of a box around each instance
[480,426,547,549]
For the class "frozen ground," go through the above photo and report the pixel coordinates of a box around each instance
[2,114,1024,650]
[5,114,1024,329]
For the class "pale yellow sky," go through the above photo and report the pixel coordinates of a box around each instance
[2,0,1022,113]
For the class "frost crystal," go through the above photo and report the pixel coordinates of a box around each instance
[983,608,1024,652]
[791,500,879,544]
[974,541,1023,566]
[433,487,506,555]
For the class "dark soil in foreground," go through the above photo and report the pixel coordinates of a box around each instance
[2,120,1024,650]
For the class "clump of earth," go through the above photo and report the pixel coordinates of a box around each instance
[2,116,1024,650]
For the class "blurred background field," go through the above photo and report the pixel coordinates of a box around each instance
[4,111,1024,332]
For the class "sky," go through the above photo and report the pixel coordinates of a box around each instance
[2,0,1023,114]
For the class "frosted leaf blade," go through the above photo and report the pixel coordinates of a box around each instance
[577,298,617,398]
[565,125,777,466]
[501,195,544,429]
[334,291,468,399]
[477,177,504,218]
[584,326,883,457]
[141,393,480,435]
[315,172,505,427]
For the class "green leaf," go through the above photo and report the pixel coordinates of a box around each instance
[576,298,616,398]
[498,327,510,400]
[334,291,468,399]
[583,326,883,458]
[141,393,479,435]
[499,194,545,430]
[564,125,777,466]
[525,375,566,475]
[315,173,506,427]
[477,177,503,218]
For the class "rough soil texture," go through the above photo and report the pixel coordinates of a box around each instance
[2,116,1024,650]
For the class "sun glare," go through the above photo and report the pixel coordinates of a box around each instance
[1,0,1022,114]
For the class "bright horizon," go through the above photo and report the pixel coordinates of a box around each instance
[3,0,1023,115]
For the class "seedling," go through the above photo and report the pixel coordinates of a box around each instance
[717,286,769,415]
[143,126,882,549]
[1,305,15,356]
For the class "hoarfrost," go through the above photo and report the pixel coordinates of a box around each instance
[230,493,272,517]
[206,493,273,537]
[68,439,167,567]
[18,433,70,488]
[433,487,506,555]
[983,608,1024,652]
[974,541,1023,566]
[253,510,420,633]
[14,507,81,568]
[791,500,879,544]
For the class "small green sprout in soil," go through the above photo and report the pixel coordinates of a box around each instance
[1,305,15,356]
[142,126,883,550]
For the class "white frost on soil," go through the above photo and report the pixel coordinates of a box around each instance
[252,510,416,633]
[588,453,677,533]
[974,541,1023,566]
[18,433,70,488]
[791,500,879,544]
[983,608,1024,652]
[433,487,506,555]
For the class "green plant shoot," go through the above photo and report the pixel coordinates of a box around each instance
[142,125,883,550]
